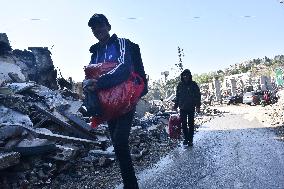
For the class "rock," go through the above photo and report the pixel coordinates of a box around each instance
[0,125,24,141]
[0,152,21,170]
[37,169,46,179]
[98,156,113,167]
[51,145,78,161]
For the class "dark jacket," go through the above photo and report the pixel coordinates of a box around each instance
[174,69,201,111]
[89,34,148,96]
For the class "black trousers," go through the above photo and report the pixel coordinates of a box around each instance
[180,108,195,142]
[107,109,139,189]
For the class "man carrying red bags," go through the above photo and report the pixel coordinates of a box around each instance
[83,14,148,189]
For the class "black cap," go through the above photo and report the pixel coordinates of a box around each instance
[88,14,111,28]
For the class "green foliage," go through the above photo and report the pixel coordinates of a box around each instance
[144,77,179,101]
[192,73,213,84]
[147,49,284,99]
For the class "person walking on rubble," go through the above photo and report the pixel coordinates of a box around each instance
[173,69,201,146]
[84,13,148,189]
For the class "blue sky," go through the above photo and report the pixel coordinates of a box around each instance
[1,0,284,82]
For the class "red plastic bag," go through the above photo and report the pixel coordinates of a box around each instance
[84,62,118,79]
[84,63,144,128]
[168,114,181,139]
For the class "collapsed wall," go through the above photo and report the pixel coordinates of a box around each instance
[0,33,57,89]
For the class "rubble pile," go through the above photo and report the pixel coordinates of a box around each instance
[0,82,105,188]
[0,85,220,189]
[259,90,284,138]
[0,37,57,89]
[0,33,223,188]
[0,93,177,189]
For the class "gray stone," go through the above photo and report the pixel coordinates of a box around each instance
[51,145,78,161]
[16,138,51,148]
[97,156,113,167]
[0,125,24,140]
[0,152,21,170]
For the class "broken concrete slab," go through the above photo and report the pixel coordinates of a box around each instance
[88,149,115,158]
[16,138,51,148]
[27,47,58,90]
[5,82,35,94]
[19,123,102,146]
[0,125,25,141]
[0,87,14,95]
[57,108,92,132]
[51,145,78,161]
[9,138,57,156]
[0,152,21,170]
[64,100,83,114]
[35,132,101,146]
[7,72,24,83]
[97,156,114,167]
[30,85,68,109]
[0,61,26,85]
[0,105,33,127]
[33,104,97,140]
[0,95,31,115]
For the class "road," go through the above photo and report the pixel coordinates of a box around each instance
[119,106,284,189]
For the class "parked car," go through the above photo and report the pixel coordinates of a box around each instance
[223,95,243,105]
[242,91,258,105]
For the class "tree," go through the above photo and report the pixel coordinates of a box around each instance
[176,46,184,73]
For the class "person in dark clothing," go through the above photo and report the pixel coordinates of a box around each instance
[173,69,201,146]
[84,13,148,189]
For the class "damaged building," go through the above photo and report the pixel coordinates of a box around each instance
[0,33,106,187]
[0,34,57,89]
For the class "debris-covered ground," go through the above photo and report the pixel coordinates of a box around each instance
[44,107,222,189]
[0,33,225,189]
[255,89,284,140]
[0,33,233,189]
[0,86,222,189]
[3,30,283,188]
[214,90,284,141]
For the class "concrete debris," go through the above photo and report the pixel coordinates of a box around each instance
[0,105,33,127]
[88,149,116,158]
[6,82,35,94]
[0,125,25,141]
[0,62,26,86]
[256,89,284,127]
[51,145,78,161]
[0,33,224,188]
[0,152,20,170]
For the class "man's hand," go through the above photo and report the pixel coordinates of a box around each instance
[196,106,201,113]
[83,79,98,91]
